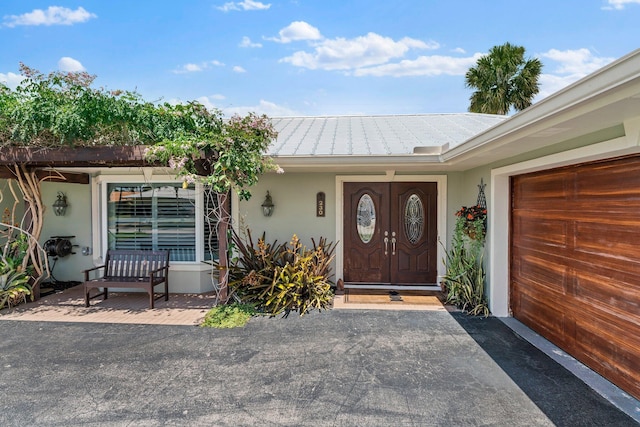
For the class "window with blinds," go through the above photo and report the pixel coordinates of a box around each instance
[107,184,197,262]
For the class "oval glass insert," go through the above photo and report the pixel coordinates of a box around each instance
[356,194,376,244]
[404,194,424,244]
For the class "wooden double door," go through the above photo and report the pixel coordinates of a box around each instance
[343,182,437,285]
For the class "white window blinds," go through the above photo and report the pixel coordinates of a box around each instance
[107,184,196,262]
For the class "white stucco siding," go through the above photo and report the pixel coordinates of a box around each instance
[237,173,337,250]
[0,182,25,220]
[40,181,95,282]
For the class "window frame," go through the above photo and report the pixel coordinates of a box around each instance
[92,174,239,269]
[95,175,212,265]
[105,182,199,262]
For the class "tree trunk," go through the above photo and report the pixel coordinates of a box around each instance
[11,165,49,299]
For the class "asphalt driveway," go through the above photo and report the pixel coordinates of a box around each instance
[1,310,637,426]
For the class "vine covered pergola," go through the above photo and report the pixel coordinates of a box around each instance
[0,64,278,302]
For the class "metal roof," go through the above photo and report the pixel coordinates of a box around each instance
[268,113,507,157]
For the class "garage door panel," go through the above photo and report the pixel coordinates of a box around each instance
[513,253,570,295]
[515,291,574,349]
[575,221,640,262]
[574,271,640,320]
[576,162,640,198]
[513,171,572,203]
[575,316,640,385]
[511,155,640,401]
[512,215,569,248]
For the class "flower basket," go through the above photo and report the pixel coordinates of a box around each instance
[456,205,487,242]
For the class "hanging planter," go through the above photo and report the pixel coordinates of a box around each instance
[455,205,487,241]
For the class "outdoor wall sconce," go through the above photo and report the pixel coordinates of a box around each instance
[261,191,274,217]
[53,192,68,216]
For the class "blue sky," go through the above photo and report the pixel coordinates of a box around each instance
[1,1,639,117]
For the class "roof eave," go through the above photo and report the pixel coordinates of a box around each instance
[442,48,640,166]
[271,154,444,172]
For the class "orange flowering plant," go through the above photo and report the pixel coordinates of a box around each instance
[455,205,487,241]
[455,205,487,222]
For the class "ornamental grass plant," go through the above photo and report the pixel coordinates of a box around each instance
[442,205,489,316]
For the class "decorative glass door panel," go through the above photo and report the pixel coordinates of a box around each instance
[344,182,437,284]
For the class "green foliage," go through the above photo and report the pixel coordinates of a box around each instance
[0,261,32,309]
[224,230,336,317]
[0,209,38,281]
[441,211,490,317]
[200,302,257,328]
[0,64,279,290]
[145,112,279,199]
[1,64,224,147]
[0,64,279,201]
[465,42,543,115]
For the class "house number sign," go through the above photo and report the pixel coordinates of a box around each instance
[316,192,325,217]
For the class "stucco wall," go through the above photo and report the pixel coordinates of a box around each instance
[0,180,25,225]
[0,179,93,283]
[237,172,337,249]
[40,181,95,282]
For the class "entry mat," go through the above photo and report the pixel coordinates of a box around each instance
[343,289,445,306]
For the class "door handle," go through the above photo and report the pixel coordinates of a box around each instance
[384,231,389,255]
[391,232,396,256]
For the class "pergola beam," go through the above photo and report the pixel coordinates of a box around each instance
[0,146,154,168]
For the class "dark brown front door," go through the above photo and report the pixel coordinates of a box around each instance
[343,182,437,284]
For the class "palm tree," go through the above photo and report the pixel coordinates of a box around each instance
[465,42,542,115]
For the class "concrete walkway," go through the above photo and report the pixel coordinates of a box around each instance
[1,309,637,426]
[0,285,216,325]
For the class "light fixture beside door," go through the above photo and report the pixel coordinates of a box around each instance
[261,191,274,217]
[53,192,68,216]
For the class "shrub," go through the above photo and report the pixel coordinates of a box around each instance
[0,262,32,309]
[441,208,489,316]
[200,302,257,328]
[225,230,336,316]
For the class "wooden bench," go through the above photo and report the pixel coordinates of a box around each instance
[83,250,170,309]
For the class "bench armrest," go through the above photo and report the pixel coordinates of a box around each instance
[82,265,106,281]
[149,264,170,277]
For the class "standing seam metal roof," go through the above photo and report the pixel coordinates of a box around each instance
[268,113,507,156]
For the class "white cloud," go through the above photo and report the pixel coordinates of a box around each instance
[602,0,640,10]
[185,63,203,72]
[194,97,297,117]
[535,74,581,100]
[353,53,483,77]
[196,95,225,110]
[172,60,225,74]
[535,48,615,100]
[0,72,25,89]
[540,48,614,74]
[281,32,439,71]
[452,47,466,54]
[223,100,298,117]
[233,66,247,73]
[2,6,96,28]
[239,36,262,48]
[267,21,323,43]
[217,0,271,12]
[58,57,85,72]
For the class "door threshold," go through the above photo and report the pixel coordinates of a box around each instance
[343,283,441,291]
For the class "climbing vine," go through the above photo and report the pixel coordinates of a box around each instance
[0,64,279,302]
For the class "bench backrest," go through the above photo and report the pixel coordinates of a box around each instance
[104,250,170,279]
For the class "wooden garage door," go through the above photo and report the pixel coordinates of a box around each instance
[511,155,640,401]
